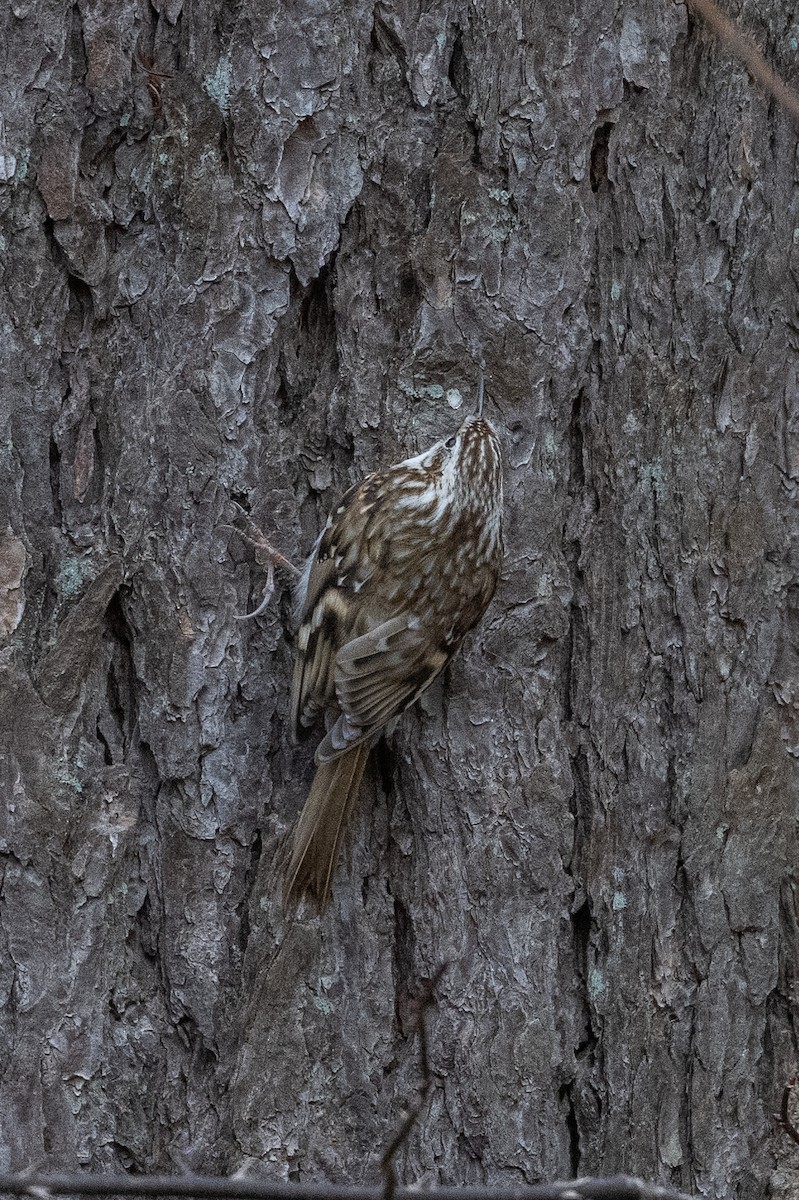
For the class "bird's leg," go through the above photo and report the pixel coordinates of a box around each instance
[223,509,300,621]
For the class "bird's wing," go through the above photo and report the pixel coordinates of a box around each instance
[290,478,378,738]
[314,614,449,762]
[290,565,347,735]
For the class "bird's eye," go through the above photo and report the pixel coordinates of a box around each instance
[444,434,457,450]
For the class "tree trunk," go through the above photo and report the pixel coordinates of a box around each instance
[1,1,797,1197]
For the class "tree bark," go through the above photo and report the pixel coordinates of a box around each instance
[1,1,797,1198]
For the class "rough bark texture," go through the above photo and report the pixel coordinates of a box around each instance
[1,1,797,1197]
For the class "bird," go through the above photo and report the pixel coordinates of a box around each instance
[285,384,503,909]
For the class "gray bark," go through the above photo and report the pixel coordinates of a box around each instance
[0,0,797,1198]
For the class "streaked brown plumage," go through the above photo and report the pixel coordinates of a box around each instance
[285,407,503,909]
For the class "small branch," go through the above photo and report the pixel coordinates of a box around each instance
[685,0,799,126]
[0,1171,698,1200]
[133,55,174,80]
[133,54,173,119]
[775,1075,799,1146]
[380,964,446,1200]
[230,531,299,579]
[223,508,300,621]
[224,507,300,577]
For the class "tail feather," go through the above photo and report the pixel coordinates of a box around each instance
[284,742,371,909]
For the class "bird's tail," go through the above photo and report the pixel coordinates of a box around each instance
[283,742,371,909]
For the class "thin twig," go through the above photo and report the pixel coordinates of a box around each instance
[223,513,300,578]
[0,1170,698,1200]
[222,510,300,621]
[133,54,174,119]
[380,964,446,1200]
[133,55,174,80]
[775,1075,799,1146]
[686,0,799,126]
